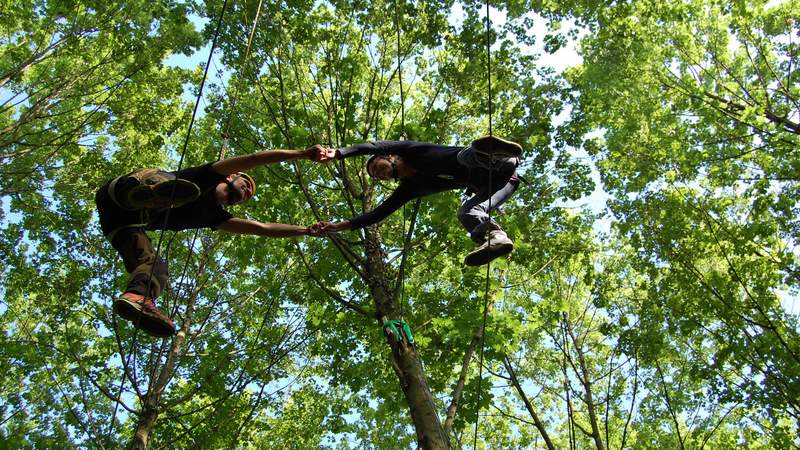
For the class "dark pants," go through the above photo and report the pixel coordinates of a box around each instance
[95,169,173,299]
[456,148,519,242]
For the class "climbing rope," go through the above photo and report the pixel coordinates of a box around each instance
[393,0,410,316]
[153,0,268,395]
[473,0,494,447]
[394,0,406,138]
[220,0,265,158]
[106,0,231,439]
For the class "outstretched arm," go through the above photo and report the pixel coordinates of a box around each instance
[317,220,352,232]
[316,182,418,232]
[311,141,413,163]
[211,147,318,176]
[217,217,318,237]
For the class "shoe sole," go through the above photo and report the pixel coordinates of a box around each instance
[113,298,142,322]
[113,298,176,338]
[464,242,514,266]
[128,179,200,209]
[472,136,522,158]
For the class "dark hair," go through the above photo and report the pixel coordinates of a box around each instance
[366,154,390,178]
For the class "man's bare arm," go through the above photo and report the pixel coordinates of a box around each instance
[211,147,320,175]
[217,217,314,237]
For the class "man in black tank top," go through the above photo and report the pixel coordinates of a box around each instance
[309,136,522,266]
[95,146,328,338]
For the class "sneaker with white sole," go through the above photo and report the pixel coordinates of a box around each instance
[471,136,522,158]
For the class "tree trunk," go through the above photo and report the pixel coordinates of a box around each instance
[444,326,483,435]
[503,355,556,450]
[132,402,159,450]
[127,239,204,449]
[384,331,450,449]
[363,229,450,450]
[128,307,192,449]
[564,314,605,450]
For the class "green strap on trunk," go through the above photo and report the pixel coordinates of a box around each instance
[382,319,414,344]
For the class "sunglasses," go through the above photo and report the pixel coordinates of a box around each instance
[226,177,245,205]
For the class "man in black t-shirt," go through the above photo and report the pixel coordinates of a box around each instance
[95,147,327,338]
[310,136,522,266]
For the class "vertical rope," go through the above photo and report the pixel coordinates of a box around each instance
[473,0,493,448]
[221,0,265,157]
[394,0,405,138]
[484,1,493,137]
[401,205,406,315]
[106,0,230,439]
[393,0,408,316]
[158,0,265,382]
[153,0,268,402]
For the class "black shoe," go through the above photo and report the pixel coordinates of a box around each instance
[464,230,514,266]
[471,136,522,158]
[113,292,177,338]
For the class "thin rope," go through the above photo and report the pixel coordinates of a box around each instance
[221,0,265,157]
[393,0,405,137]
[401,205,407,315]
[473,0,493,448]
[154,0,266,386]
[149,0,268,406]
[484,1,493,136]
[106,0,230,439]
[393,0,409,315]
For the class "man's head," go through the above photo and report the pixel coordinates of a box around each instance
[221,172,256,205]
[366,154,399,181]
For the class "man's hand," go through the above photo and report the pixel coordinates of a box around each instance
[307,144,336,162]
[307,221,329,237]
[321,220,350,233]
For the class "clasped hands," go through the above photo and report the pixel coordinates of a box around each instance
[306,220,348,237]
[306,144,336,162]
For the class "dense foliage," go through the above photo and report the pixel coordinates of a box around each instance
[1,0,797,448]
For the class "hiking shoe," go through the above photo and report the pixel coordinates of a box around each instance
[127,179,200,210]
[464,229,514,266]
[471,136,522,158]
[113,292,176,338]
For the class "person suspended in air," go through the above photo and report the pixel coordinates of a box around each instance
[95,146,328,338]
[311,136,522,266]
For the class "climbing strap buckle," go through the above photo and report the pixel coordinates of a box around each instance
[382,319,415,345]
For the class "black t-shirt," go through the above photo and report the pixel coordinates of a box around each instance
[146,163,233,232]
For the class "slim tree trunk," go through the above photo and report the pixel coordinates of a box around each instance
[503,355,556,450]
[564,313,606,450]
[132,402,159,450]
[563,313,606,450]
[444,322,484,436]
[127,239,205,449]
[128,294,194,449]
[363,228,450,450]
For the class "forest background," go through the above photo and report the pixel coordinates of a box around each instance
[1,0,799,448]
